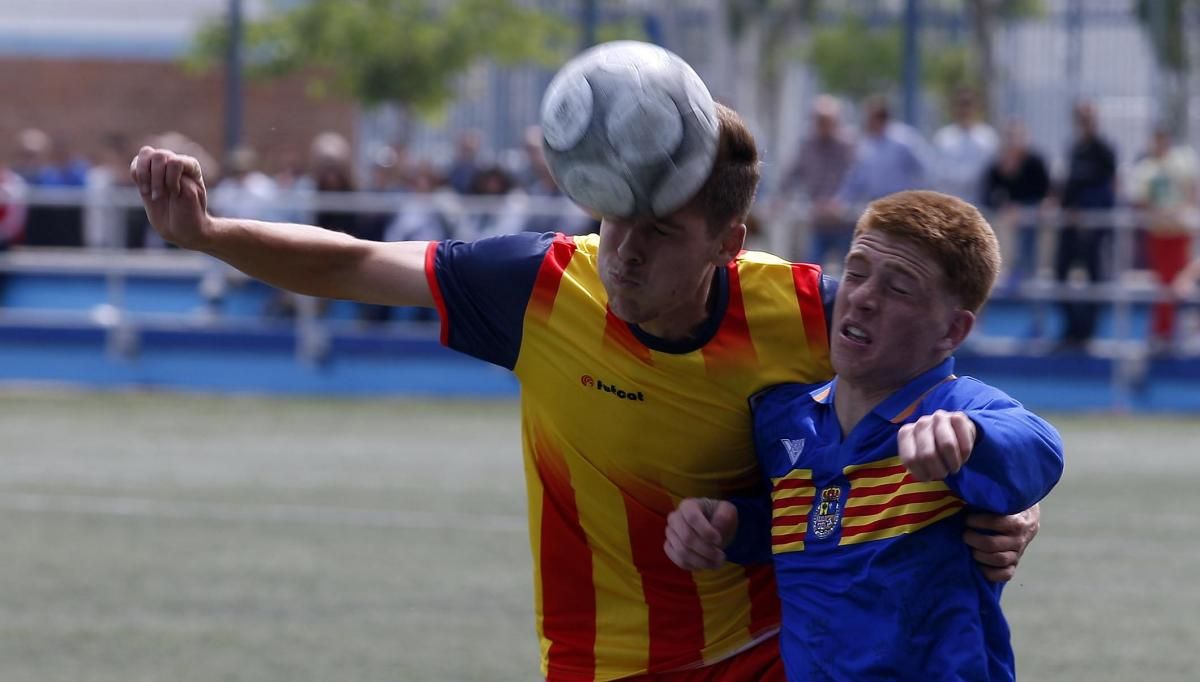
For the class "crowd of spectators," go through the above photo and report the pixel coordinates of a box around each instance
[2,100,1199,351]
[0,125,596,250]
[0,125,597,321]
[775,91,1199,354]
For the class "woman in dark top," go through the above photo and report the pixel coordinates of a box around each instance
[982,121,1051,286]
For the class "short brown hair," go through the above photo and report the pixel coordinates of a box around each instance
[854,190,1000,312]
[691,103,760,233]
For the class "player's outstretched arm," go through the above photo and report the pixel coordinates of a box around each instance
[130,146,433,308]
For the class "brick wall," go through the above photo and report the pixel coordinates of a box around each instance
[0,58,356,174]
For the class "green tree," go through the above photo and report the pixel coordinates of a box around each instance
[721,0,821,172]
[189,0,571,117]
[964,0,1044,115]
[806,15,903,101]
[1135,0,1195,134]
[806,2,1043,115]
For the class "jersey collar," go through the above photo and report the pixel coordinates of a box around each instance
[806,357,957,423]
[872,357,958,424]
[627,265,730,354]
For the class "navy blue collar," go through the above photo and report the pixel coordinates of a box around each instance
[628,266,730,355]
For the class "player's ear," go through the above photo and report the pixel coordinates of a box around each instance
[936,308,975,353]
[713,222,746,265]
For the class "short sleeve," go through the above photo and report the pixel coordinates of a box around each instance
[426,231,559,369]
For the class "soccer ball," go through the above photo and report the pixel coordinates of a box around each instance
[539,40,720,220]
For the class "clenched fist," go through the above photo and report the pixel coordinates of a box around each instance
[664,497,739,571]
[129,146,212,250]
[897,409,977,482]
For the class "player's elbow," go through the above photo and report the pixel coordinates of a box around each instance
[335,240,436,308]
[997,430,1065,514]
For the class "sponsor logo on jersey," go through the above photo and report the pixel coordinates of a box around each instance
[781,438,806,466]
[581,375,645,402]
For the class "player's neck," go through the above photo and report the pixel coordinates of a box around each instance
[636,267,720,341]
[832,380,900,438]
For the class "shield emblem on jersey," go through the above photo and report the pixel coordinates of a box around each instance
[810,486,843,540]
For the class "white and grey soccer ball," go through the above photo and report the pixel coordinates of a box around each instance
[540,40,720,220]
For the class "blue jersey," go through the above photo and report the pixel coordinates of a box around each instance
[726,358,1064,681]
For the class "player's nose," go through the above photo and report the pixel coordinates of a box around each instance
[616,226,646,264]
[847,279,878,312]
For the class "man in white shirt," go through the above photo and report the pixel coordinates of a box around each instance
[934,90,999,205]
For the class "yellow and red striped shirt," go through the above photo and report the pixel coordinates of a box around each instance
[427,232,832,680]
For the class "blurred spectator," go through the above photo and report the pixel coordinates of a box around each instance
[84,133,134,249]
[309,132,361,236]
[13,128,89,247]
[837,95,933,216]
[1174,257,1200,299]
[210,146,281,222]
[266,131,358,320]
[0,161,29,245]
[515,126,595,235]
[775,95,856,268]
[982,120,1051,287]
[1174,257,1200,355]
[270,149,315,225]
[460,165,525,238]
[447,129,484,194]
[360,152,439,325]
[384,160,454,243]
[0,159,29,246]
[1055,101,1117,352]
[933,89,999,205]
[205,146,284,319]
[359,143,413,243]
[367,143,411,194]
[1128,127,1198,352]
[0,161,27,303]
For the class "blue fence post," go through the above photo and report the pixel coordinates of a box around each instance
[902,0,922,128]
[223,0,244,158]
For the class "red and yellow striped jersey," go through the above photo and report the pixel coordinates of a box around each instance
[427,232,833,680]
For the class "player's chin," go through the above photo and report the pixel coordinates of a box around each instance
[829,336,858,365]
[607,296,649,325]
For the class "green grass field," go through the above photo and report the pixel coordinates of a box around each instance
[1,391,1197,681]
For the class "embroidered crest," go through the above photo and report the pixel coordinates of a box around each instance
[810,486,843,539]
[781,438,806,466]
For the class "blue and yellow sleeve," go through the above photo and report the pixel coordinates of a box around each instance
[425,231,557,369]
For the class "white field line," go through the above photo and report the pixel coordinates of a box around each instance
[0,492,528,533]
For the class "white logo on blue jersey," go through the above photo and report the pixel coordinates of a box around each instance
[781,438,806,466]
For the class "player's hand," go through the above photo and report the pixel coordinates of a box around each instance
[664,497,738,571]
[897,410,977,482]
[129,146,212,250]
[964,504,1040,582]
